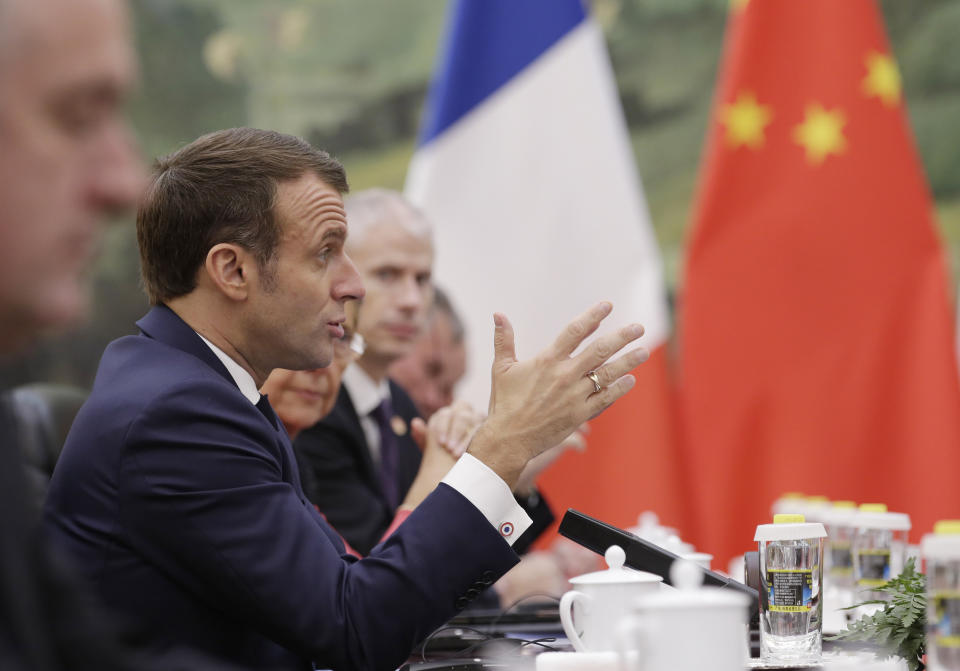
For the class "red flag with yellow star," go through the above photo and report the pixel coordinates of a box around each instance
[678,0,960,566]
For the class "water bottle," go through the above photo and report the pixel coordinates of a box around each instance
[852,503,910,614]
[755,513,827,664]
[923,520,960,671]
[822,500,858,631]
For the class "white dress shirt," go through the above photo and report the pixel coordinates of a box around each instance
[340,364,390,466]
[197,336,531,545]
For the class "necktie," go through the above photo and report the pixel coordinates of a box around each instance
[370,397,399,509]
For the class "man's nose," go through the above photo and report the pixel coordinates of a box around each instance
[396,275,426,311]
[334,253,365,302]
[88,123,146,218]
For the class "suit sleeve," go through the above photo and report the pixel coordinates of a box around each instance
[118,381,518,671]
[512,489,556,555]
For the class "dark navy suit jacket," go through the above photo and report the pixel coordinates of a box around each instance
[43,306,517,671]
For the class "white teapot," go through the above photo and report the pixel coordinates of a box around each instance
[618,559,749,671]
[558,545,662,652]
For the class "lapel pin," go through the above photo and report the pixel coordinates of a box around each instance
[390,415,407,436]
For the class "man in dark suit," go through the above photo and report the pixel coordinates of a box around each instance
[43,127,649,671]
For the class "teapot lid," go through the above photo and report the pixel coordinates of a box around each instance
[634,560,749,609]
[568,545,663,586]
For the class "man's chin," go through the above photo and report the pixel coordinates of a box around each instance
[37,286,91,332]
[376,338,418,362]
[294,350,333,372]
[0,286,89,355]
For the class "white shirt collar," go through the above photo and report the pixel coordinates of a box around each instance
[341,363,390,416]
[196,334,261,405]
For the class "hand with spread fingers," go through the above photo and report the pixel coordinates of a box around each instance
[467,302,648,489]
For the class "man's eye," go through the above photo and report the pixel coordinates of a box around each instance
[375,268,398,282]
[54,102,104,136]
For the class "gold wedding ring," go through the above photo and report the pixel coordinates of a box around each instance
[586,370,602,393]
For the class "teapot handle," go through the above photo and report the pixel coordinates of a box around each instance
[558,590,591,653]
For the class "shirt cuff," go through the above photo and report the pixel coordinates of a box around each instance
[441,453,532,546]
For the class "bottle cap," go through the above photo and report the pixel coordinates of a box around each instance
[934,520,960,535]
[856,505,910,531]
[822,501,859,527]
[860,503,887,513]
[755,517,827,542]
[922,521,960,559]
[771,492,807,517]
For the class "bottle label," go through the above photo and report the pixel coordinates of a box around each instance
[830,542,853,576]
[933,591,960,648]
[767,569,814,612]
[856,549,891,587]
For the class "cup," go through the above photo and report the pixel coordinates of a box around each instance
[822,501,858,633]
[853,503,911,616]
[558,545,662,652]
[923,520,960,671]
[755,513,827,664]
[617,559,749,671]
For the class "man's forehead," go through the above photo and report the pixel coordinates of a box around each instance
[351,221,433,263]
[278,174,347,236]
[2,0,135,89]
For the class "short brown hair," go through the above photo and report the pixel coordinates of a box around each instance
[137,127,348,305]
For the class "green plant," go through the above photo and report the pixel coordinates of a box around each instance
[827,557,926,671]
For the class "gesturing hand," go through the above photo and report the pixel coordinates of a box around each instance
[467,302,648,489]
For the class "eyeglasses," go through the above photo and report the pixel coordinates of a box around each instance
[333,329,365,360]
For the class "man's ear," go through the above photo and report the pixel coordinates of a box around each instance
[204,243,253,301]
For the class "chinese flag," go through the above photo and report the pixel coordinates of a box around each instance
[678,0,960,566]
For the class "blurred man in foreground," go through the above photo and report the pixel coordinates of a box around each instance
[44,127,649,670]
[0,0,142,355]
[0,0,147,668]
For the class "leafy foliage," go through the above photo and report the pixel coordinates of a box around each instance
[827,558,926,671]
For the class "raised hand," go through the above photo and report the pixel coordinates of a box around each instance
[468,302,648,489]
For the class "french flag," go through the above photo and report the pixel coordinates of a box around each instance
[406,0,687,536]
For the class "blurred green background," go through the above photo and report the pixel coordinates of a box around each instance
[8,0,960,388]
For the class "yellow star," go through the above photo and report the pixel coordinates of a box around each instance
[862,51,901,107]
[720,91,773,150]
[793,104,847,165]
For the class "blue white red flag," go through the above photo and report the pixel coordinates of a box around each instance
[406,0,686,535]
